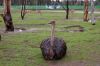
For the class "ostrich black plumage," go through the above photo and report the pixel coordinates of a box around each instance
[40,21,67,60]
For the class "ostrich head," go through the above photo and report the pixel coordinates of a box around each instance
[48,20,56,25]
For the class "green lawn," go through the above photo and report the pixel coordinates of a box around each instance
[0,10,100,66]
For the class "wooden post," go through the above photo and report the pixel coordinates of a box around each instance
[83,0,89,21]
[3,0,14,31]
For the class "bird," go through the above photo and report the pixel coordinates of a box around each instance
[40,20,67,60]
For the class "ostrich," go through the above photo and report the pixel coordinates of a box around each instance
[40,20,67,60]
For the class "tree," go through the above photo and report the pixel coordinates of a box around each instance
[83,0,89,22]
[90,0,95,25]
[0,35,1,41]
[1,0,14,32]
[66,0,69,19]
[63,0,69,19]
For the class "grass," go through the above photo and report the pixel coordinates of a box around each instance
[0,10,100,66]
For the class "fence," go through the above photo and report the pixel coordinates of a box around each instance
[0,5,100,11]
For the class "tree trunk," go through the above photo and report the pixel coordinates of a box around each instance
[90,0,95,25]
[3,0,14,32]
[83,0,89,22]
[66,0,69,19]
[0,35,1,41]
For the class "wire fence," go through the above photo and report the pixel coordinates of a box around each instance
[0,5,100,11]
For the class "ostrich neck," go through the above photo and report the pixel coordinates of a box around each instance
[50,24,55,47]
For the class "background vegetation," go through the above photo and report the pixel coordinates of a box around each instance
[0,10,100,66]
